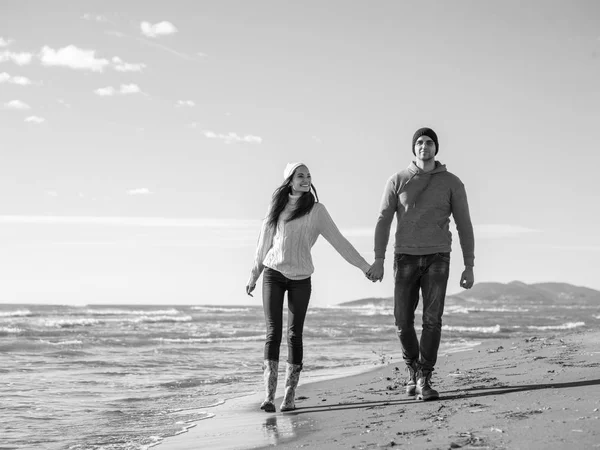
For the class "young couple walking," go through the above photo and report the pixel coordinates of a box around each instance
[246,127,475,413]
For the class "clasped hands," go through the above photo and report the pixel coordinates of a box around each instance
[365,259,384,282]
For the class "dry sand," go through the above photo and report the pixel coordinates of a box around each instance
[159,330,600,449]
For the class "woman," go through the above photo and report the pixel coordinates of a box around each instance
[246,162,372,412]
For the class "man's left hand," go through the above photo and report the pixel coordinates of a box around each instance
[460,267,474,289]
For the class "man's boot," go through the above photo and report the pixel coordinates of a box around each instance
[260,360,279,412]
[405,361,418,396]
[280,363,302,412]
[415,369,439,401]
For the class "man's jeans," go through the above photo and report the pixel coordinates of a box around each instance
[393,252,450,371]
[262,268,312,365]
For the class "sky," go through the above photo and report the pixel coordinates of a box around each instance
[1,0,599,306]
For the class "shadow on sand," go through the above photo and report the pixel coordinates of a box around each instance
[283,378,600,415]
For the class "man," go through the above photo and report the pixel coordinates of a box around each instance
[367,127,475,401]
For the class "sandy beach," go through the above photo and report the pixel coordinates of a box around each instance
[160,329,600,450]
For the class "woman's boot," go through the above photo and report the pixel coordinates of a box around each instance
[280,363,302,412]
[260,360,279,412]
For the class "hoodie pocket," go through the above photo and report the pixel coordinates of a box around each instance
[398,221,450,248]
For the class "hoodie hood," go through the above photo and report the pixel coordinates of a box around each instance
[407,161,447,176]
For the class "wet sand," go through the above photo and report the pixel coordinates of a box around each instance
[159,329,600,449]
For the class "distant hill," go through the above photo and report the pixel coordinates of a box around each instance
[339,297,393,307]
[452,281,600,305]
[338,281,600,306]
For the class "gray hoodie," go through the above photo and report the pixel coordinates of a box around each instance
[374,161,475,267]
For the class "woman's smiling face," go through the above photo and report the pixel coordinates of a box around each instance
[290,165,311,195]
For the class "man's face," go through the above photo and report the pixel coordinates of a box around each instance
[414,136,436,161]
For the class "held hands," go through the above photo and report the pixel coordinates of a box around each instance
[460,267,474,289]
[366,259,384,282]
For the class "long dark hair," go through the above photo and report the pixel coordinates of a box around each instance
[266,172,319,230]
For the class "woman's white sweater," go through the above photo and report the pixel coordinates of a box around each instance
[248,194,370,285]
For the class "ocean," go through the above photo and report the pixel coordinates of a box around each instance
[1,295,598,450]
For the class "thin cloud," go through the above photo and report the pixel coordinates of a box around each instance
[94,84,142,96]
[4,99,30,110]
[0,72,32,85]
[140,21,178,38]
[551,245,600,252]
[45,190,59,197]
[337,224,542,240]
[176,100,195,107]
[127,188,152,195]
[94,86,115,96]
[201,130,262,144]
[312,136,323,144]
[0,37,14,47]
[120,83,141,94]
[106,30,193,61]
[474,224,541,239]
[25,116,45,124]
[0,50,33,65]
[81,13,107,22]
[112,56,146,72]
[0,215,260,229]
[39,45,109,72]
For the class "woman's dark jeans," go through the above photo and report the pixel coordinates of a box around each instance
[393,252,450,371]
[262,268,312,365]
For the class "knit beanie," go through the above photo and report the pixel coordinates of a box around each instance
[283,162,305,180]
[412,128,439,155]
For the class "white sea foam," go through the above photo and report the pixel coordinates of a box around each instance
[153,335,264,344]
[39,339,83,346]
[0,327,23,333]
[130,315,193,324]
[594,315,600,320]
[440,340,482,354]
[445,305,471,314]
[527,321,585,331]
[470,307,529,313]
[191,306,252,313]
[353,308,393,316]
[443,325,502,334]
[83,308,181,316]
[445,305,529,314]
[42,318,101,327]
[0,309,32,318]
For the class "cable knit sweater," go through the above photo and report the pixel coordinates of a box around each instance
[248,194,370,285]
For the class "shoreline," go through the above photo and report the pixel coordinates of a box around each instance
[158,329,600,449]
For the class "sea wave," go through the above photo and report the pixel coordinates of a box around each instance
[321,306,393,316]
[527,321,585,331]
[38,339,84,346]
[0,309,33,318]
[42,318,101,328]
[445,305,529,314]
[440,340,482,354]
[82,308,182,316]
[152,335,264,344]
[38,315,193,327]
[443,325,502,334]
[161,376,242,388]
[0,326,23,333]
[191,306,253,313]
[129,315,193,324]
